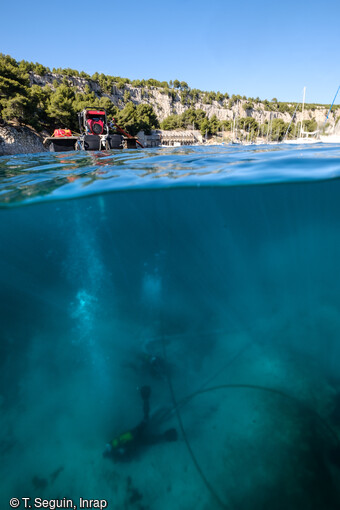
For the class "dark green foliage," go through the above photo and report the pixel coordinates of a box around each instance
[0,54,32,124]
[124,90,131,103]
[0,54,159,134]
[161,108,225,136]
[116,79,126,90]
[134,103,160,134]
[61,68,80,77]
[115,102,159,136]
[114,102,136,134]
[216,91,224,103]
[180,89,189,105]
[28,85,52,128]
[242,102,254,111]
[131,79,142,87]
[72,89,98,123]
[161,108,208,132]
[181,108,207,129]
[202,91,218,105]
[202,93,211,105]
[303,118,317,132]
[238,117,258,131]
[1,95,30,122]
[167,89,177,101]
[161,110,294,142]
[0,75,27,97]
[270,118,288,141]
[98,74,115,94]
[0,52,331,140]
[200,118,210,136]
[278,102,293,114]
[46,84,76,128]
[160,114,181,130]
[80,71,91,79]
[19,60,49,76]
[0,55,29,91]
[161,109,269,139]
[145,78,168,88]
[98,97,119,119]
[221,120,233,130]
[190,89,200,101]
[209,114,220,134]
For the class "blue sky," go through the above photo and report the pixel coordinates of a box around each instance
[1,0,339,104]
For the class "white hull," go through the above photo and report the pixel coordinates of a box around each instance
[283,138,320,145]
[320,135,340,144]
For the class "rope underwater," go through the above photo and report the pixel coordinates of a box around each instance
[161,332,230,509]
[160,334,340,509]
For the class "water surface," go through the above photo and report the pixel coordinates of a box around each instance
[1,144,340,510]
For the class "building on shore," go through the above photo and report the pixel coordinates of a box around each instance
[158,130,203,146]
[137,130,203,147]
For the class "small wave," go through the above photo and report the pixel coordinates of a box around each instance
[1,143,340,206]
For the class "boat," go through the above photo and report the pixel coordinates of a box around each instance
[283,87,320,144]
[284,86,340,145]
[44,108,142,152]
[283,88,320,145]
[283,136,320,145]
[320,134,340,144]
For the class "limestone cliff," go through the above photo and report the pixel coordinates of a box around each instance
[1,72,337,156]
[29,72,338,126]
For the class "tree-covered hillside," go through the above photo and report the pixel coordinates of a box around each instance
[0,53,336,140]
[0,54,160,135]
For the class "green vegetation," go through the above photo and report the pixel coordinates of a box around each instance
[0,53,336,141]
[0,53,160,134]
[160,109,236,137]
[114,102,159,136]
[161,108,210,135]
[160,109,318,142]
[0,53,233,133]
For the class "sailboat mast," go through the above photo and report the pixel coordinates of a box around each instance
[300,86,306,137]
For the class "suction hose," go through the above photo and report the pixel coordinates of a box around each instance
[161,336,340,509]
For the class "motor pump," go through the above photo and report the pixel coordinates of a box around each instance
[86,117,104,134]
[78,108,108,135]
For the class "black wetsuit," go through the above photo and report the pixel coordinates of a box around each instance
[104,386,177,461]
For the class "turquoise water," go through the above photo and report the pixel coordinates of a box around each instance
[1,144,340,509]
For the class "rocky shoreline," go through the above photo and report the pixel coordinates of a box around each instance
[0,124,46,156]
[1,122,339,157]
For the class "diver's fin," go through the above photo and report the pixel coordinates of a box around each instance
[163,428,178,442]
[140,385,151,401]
[329,445,340,468]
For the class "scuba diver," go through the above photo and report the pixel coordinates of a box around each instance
[123,351,171,381]
[138,352,170,380]
[103,385,178,461]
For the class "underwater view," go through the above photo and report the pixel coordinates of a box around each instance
[1,143,340,510]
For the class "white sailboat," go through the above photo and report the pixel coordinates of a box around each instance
[320,133,340,143]
[284,87,320,144]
